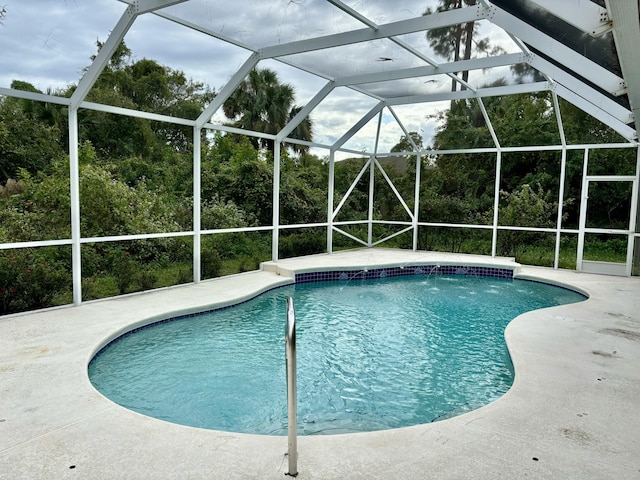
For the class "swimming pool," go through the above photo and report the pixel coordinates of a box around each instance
[88,271,585,435]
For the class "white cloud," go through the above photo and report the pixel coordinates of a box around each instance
[1,0,480,154]
[0,0,124,90]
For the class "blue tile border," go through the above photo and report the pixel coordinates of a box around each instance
[294,265,514,284]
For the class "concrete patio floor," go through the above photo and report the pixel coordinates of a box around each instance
[1,248,639,479]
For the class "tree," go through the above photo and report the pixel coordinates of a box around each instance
[222,68,313,155]
[431,86,562,194]
[391,132,424,153]
[0,85,66,182]
[424,0,495,92]
[498,183,567,257]
[78,41,214,158]
[202,135,271,225]
[0,5,6,24]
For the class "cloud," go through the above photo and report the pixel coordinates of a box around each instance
[1,0,459,153]
[0,0,124,90]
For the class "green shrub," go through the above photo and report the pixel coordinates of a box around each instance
[201,248,222,279]
[176,267,192,284]
[0,248,70,315]
[113,252,136,294]
[138,269,158,290]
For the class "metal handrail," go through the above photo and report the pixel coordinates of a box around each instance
[285,297,298,477]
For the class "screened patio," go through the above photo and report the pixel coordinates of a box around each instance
[1,0,639,311]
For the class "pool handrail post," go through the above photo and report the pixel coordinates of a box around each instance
[285,297,298,477]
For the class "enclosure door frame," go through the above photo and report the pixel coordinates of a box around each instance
[576,149,639,276]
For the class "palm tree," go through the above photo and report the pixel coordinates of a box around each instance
[222,68,313,156]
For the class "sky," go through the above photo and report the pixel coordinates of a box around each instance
[0,0,519,156]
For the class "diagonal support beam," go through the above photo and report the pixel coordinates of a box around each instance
[477,97,501,150]
[332,101,385,151]
[327,0,478,93]
[387,106,418,151]
[489,4,624,96]
[70,6,137,109]
[325,0,378,30]
[259,6,487,59]
[128,0,188,14]
[335,53,525,88]
[195,53,260,129]
[373,158,414,220]
[553,84,637,142]
[72,0,189,110]
[332,158,372,220]
[527,53,632,124]
[277,81,335,142]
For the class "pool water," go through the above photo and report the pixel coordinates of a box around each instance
[88,274,585,435]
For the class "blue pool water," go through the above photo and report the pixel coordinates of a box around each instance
[88,274,585,435]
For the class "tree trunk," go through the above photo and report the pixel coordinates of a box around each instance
[451,23,462,92]
[461,20,475,90]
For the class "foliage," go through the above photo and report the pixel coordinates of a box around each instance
[0,248,71,315]
[0,87,66,182]
[203,135,271,225]
[137,269,158,290]
[391,132,424,152]
[79,41,214,158]
[79,161,181,237]
[0,41,634,315]
[423,0,502,91]
[222,68,313,155]
[111,251,137,294]
[497,183,566,257]
[201,197,253,230]
[0,166,71,242]
[279,229,326,259]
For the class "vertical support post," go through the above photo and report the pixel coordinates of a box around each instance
[491,150,502,258]
[272,142,281,261]
[554,147,567,269]
[413,152,422,251]
[285,297,298,477]
[327,150,335,254]
[628,147,640,275]
[371,110,382,248]
[69,107,82,305]
[367,154,375,247]
[193,126,201,283]
[576,149,590,271]
[553,91,567,270]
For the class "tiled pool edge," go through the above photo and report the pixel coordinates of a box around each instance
[294,265,514,283]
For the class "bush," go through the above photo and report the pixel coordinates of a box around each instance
[201,248,223,279]
[137,269,158,290]
[279,230,325,259]
[0,248,71,315]
[112,252,136,294]
[176,267,192,284]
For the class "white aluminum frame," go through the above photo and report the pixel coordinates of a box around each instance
[1,0,639,311]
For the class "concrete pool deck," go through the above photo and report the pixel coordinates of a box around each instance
[1,248,639,479]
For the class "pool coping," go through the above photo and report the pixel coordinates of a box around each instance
[1,248,639,479]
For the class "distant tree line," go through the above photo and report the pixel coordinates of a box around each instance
[0,40,633,315]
